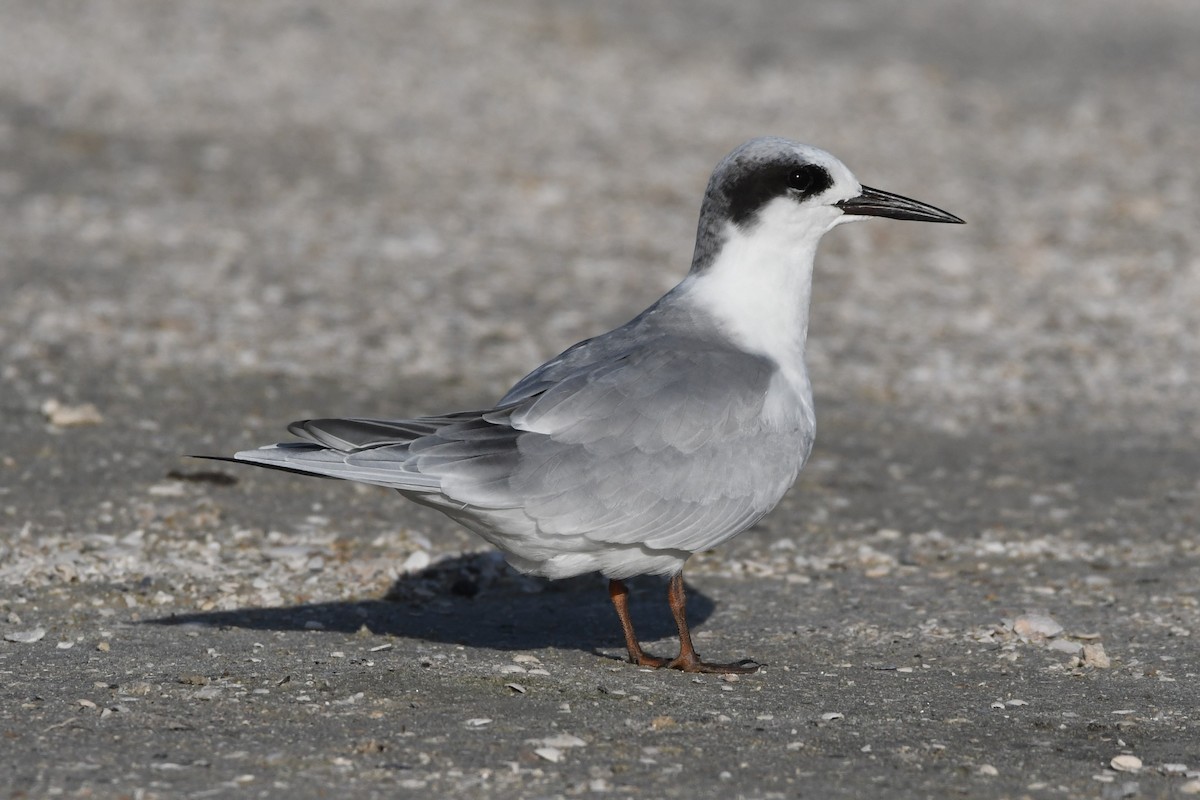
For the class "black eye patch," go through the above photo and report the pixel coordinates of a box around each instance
[787,165,827,193]
[726,162,833,227]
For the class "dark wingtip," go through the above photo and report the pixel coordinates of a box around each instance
[185,452,339,480]
[286,420,314,439]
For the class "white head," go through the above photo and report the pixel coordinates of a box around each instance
[680,137,962,365]
[690,137,962,273]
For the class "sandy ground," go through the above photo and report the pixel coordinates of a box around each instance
[2,1,1199,797]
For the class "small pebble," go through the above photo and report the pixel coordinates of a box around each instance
[179,675,210,686]
[1048,639,1083,655]
[465,718,493,727]
[1111,755,1142,773]
[978,764,999,777]
[820,712,844,721]
[505,683,526,694]
[1083,643,1111,668]
[1181,779,1200,795]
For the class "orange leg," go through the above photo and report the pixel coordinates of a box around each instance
[662,572,760,674]
[608,579,669,667]
[608,573,761,674]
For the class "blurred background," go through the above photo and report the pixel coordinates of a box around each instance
[3,0,1198,440]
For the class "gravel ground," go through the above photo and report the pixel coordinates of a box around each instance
[2,1,1199,798]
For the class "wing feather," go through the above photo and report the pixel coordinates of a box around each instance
[232,328,811,559]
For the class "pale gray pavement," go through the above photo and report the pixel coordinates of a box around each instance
[2,2,1200,798]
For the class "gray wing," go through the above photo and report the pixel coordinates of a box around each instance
[497,295,681,405]
[487,336,805,552]
[235,335,807,554]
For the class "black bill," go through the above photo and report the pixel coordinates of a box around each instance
[837,185,964,224]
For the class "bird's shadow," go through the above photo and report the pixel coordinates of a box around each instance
[148,552,714,658]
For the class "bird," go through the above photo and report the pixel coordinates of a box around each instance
[214,137,963,674]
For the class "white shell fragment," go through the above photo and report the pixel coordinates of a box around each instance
[1011,613,1064,639]
[401,551,431,572]
[536,734,587,749]
[4,628,47,644]
[1110,755,1143,772]
[534,747,563,763]
[41,399,104,427]
[512,654,543,665]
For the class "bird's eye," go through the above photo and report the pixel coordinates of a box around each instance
[787,166,818,192]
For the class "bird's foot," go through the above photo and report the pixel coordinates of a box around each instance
[664,653,762,674]
[628,652,671,669]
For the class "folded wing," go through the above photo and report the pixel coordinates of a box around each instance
[233,335,807,554]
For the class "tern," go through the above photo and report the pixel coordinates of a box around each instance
[215,137,963,673]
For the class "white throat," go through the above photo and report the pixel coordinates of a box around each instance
[682,200,842,366]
